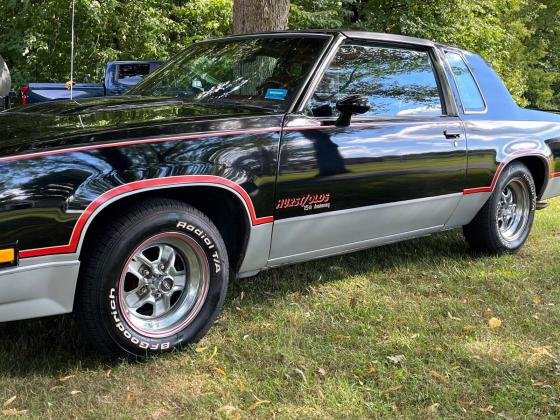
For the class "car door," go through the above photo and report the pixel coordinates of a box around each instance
[269,40,467,265]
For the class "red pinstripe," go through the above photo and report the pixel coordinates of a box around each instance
[2,128,280,259]
[463,151,551,195]
[19,175,273,259]
[4,125,556,257]
[0,127,283,164]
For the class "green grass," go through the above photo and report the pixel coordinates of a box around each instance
[1,199,560,419]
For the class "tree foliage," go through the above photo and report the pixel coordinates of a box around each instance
[0,0,558,109]
[0,0,232,85]
[291,0,560,109]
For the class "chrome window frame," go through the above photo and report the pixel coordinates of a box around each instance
[294,34,346,113]
[296,35,452,118]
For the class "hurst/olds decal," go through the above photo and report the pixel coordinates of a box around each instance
[276,193,331,211]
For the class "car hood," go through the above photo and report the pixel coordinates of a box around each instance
[0,96,274,158]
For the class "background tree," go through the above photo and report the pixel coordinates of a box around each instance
[522,0,560,109]
[0,0,558,110]
[232,0,290,34]
[0,0,232,86]
[290,0,539,106]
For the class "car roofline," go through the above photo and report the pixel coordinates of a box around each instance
[106,60,163,65]
[195,31,336,44]
[340,31,435,47]
[194,30,454,49]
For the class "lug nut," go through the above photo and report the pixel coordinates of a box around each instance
[159,264,165,271]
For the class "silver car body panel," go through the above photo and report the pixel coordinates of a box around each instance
[0,254,79,322]
[541,176,560,200]
[268,193,462,265]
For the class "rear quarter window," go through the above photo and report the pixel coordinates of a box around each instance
[445,52,486,113]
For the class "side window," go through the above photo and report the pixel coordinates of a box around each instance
[307,43,443,118]
[445,52,486,112]
[116,63,151,86]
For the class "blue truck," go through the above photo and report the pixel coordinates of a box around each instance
[21,60,162,104]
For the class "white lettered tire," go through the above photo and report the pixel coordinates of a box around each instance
[463,162,536,254]
[75,198,229,359]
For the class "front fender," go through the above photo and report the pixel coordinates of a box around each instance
[0,124,281,259]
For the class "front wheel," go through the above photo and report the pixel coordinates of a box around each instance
[463,162,536,254]
[75,199,229,359]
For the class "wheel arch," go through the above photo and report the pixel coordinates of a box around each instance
[506,154,549,199]
[78,182,255,272]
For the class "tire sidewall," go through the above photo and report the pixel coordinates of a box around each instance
[96,209,228,357]
[490,163,536,251]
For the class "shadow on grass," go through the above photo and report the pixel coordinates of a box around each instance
[0,229,470,377]
[0,315,108,377]
[228,229,471,299]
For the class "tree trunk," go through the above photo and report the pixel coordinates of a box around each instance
[233,0,290,35]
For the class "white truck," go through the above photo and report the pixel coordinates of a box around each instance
[0,56,13,110]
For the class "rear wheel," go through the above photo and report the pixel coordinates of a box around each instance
[75,198,229,359]
[463,162,536,254]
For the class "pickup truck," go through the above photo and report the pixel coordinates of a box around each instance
[0,31,559,359]
[21,60,162,104]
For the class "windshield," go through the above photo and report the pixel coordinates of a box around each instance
[128,36,330,111]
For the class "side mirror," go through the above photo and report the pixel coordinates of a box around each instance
[335,94,371,127]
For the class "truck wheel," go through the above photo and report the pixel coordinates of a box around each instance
[463,162,536,254]
[75,198,229,359]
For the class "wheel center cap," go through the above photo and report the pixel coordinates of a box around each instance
[158,276,174,293]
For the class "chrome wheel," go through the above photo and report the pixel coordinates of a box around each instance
[118,232,209,338]
[496,178,530,242]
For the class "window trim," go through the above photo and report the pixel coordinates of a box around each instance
[444,49,488,115]
[287,34,337,113]
[299,38,449,119]
[295,34,346,113]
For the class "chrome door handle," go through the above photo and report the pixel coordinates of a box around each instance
[444,130,462,139]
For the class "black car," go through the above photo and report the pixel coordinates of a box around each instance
[1,31,559,358]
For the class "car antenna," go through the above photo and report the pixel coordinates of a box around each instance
[70,0,75,100]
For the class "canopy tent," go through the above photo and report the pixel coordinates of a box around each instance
[0,56,10,97]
